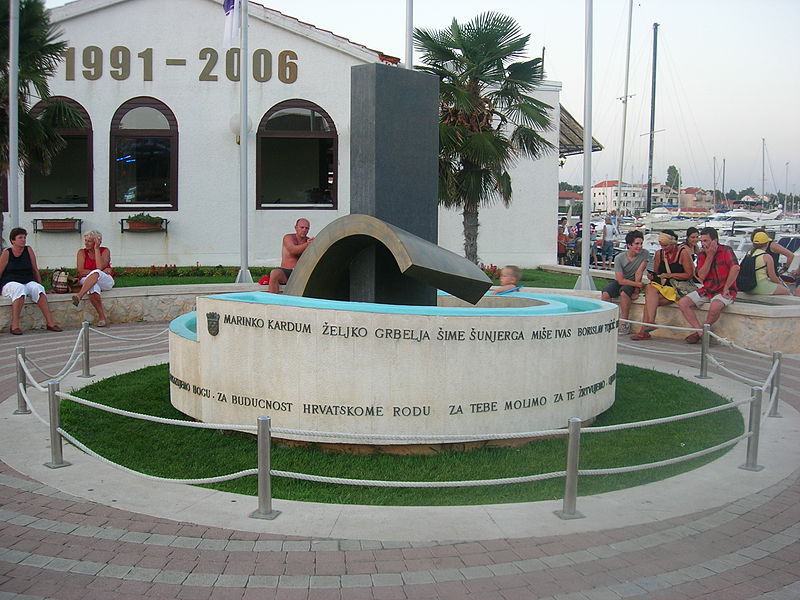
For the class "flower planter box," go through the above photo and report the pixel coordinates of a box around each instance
[128,221,163,230]
[33,219,82,233]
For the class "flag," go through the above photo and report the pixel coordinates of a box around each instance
[223,0,240,48]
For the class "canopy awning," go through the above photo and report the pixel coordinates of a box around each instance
[559,105,603,157]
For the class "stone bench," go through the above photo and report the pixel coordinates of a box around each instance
[0,283,264,333]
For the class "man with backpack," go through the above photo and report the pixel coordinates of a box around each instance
[676,227,740,344]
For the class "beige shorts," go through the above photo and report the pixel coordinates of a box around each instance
[685,290,734,307]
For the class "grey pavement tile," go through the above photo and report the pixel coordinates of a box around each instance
[196,539,229,551]
[338,540,363,551]
[225,540,256,552]
[370,573,404,587]
[540,554,576,568]
[169,536,202,549]
[71,525,104,538]
[400,570,435,585]
[340,574,373,588]
[607,540,644,553]
[582,589,623,600]
[738,546,770,560]
[310,540,340,552]
[278,575,311,588]
[513,557,547,573]
[634,576,670,592]
[94,527,125,540]
[19,554,52,567]
[676,565,716,580]
[585,545,619,559]
[309,575,340,589]
[379,541,411,549]
[458,565,494,580]
[46,521,79,534]
[562,550,598,565]
[146,533,178,546]
[429,568,464,582]
[97,564,133,579]
[358,540,383,550]
[183,572,219,587]
[608,582,649,598]
[152,569,189,584]
[486,562,522,576]
[45,557,78,572]
[246,575,280,588]
[282,541,311,552]
[253,540,284,552]
[215,574,250,587]
[27,518,57,531]
[119,531,149,543]
[69,560,105,575]
[123,567,160,582]
[8,515,37,526]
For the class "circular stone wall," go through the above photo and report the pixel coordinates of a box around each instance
[168,291,619,445]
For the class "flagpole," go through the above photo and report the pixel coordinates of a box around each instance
[236,0,252,283]
[404,0,413,69]
[8,0,20,229]
[575,0,595,291]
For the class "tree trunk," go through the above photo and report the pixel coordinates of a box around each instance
[462,203,479,264]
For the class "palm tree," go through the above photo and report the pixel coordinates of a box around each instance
[414,12,554,263]
[0,0,84,174]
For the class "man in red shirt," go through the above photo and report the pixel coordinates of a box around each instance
[677,227,740,343]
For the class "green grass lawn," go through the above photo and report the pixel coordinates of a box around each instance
[60,363,744,506]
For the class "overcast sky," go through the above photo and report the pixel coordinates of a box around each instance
[45,0,799,195]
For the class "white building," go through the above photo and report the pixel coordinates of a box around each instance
[591,180,644,215]
[10,0,564,269]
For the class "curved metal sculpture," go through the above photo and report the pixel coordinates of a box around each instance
[284,214,492,305]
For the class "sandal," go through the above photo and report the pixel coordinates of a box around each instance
[685,332,702,344]
[10,328,22,336]
[71,295,80,307]
[631,331,652,341]
[46,324,63,332]
[95,320,106,327]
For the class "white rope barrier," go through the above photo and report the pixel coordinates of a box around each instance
[271,468,568,488]
[707,355,761,386]
[90,340,168,353]
[619,318,700,333]
[17,355,47,392]
[57,391,258,431]
[708,331,771,358]
[24,329,85,379]
[578,433,749,476]
[583,398,751,434]
[18,384,48,426]
[58,428,257,484]
[88,327,169,341]
[760,359,781,392]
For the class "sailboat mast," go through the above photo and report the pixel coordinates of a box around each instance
[646,22,659,213]
[721,158,726,208]
[615,0,633,216]
[761,138,766,199]
[713,156,717,209]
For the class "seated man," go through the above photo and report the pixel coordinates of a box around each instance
[677,226,740,344]
[267,218,313,293]
[601,230,649,335]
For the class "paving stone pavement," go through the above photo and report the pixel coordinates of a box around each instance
[0,321,798,599]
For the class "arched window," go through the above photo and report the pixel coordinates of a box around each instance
[257,100,337,209]
[110,97,178,210]
[26,97,92,211]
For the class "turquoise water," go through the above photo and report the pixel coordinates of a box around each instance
[170,291,614,342]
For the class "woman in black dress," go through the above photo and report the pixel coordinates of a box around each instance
[0,227,63,335]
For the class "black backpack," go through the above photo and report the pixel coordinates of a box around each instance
[735,250,766,292]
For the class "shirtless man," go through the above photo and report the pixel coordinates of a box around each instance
[267,218,313,293]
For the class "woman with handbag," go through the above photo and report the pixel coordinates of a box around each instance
[0,228,63,335]
[631,230,696,341]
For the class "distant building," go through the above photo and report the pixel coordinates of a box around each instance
[680,187,714,210]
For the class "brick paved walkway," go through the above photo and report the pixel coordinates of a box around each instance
[1,322,798,599]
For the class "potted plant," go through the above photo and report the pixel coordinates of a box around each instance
[127,212,164,230]
[40,217,78,231]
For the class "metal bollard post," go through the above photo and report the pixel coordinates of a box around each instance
[249,416,281,520]
[696,324,711,379]
[740,386,764,472]
[44,381,71,469]
[79,321,93,378]
[14,347,31,415]
[555,417,585,520]
[767,351,782,418]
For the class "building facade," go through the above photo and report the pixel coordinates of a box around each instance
[10,0,562,269]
